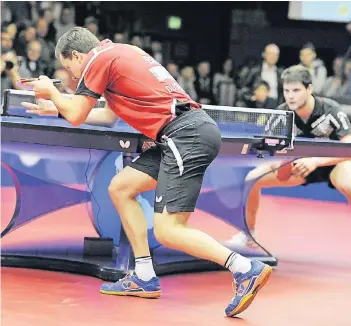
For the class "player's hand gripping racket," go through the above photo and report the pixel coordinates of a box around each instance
[16,78,62,90]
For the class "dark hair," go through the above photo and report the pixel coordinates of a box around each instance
[55,27,100,59]
[301,42,315,52]
[281,65,312,88]
[253,79,270,91]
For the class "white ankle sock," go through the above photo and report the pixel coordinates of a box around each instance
[135,256,156,281]
[225,252,252,274]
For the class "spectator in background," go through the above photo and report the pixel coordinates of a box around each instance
[18,40,48,78]
[130,34,144,49]
[14,23,36,57]
[1,2,12,24]
[41,8,57,43]
[151,40,163,65]
[339,60,351,96]
[237,57,259,89]
[178,66,197,101]
[320,57,346,97]
[5,1,38,24]
[213,58,236,106]
[5,23,17,40]
[194,61,215,105]
[299,42,327,95]
[113,32,127,43]
[245,79,277,109]
[54,6,76,42]
[240,44,284,103]
[36,18,55,67]
[1,30,14,50]
[53,68,74,94]
[166,62,180,81]
[2,22,17,43]
[1,48,22,98]
[84,16,103,41]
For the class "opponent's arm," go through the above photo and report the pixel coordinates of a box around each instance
[309,135,351,167]
[312,109,351,166]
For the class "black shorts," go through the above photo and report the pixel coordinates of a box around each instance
[303,165,336,188]
[128,109,222,213]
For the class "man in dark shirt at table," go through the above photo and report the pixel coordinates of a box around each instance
[230,65,351,248]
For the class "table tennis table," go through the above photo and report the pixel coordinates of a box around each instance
[1,90,350,280]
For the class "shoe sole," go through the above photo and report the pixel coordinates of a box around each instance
[227,265,272,317]
[100,289,162,299]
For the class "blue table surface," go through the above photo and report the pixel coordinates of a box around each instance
[1,114,346,146]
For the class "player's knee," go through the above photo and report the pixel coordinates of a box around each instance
[330,163,351,196]
[108,177,139,202]
[154,224,171,246]
[154,221,179,248]
[333,179,351,196]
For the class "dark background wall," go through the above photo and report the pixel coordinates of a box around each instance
[100,1,349,72]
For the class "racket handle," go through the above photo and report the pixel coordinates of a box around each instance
[52,79,63,85]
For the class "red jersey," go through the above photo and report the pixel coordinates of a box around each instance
[75,40,201,139]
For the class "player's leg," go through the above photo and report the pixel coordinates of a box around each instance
[100,146,162,298]
[330,160,351,204]
[230,161,305,247]
[153,112,272,317]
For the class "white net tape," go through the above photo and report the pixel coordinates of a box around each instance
[4,90,294,138]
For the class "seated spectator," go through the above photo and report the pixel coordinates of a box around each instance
[1,48,22,101]
[84,16,103,41]
[166,62,180,81]
[18,40,49,78]
[237,79,277,110]
[14,22,36,57]
[1,2,12,24]
[320,57,346,97]
[113,32,127,44]
[338,60,351,96]
[36,18,55,68]
[151,40,163,65]
[130,34,144,49]
[299,42,327,95]
[41,7,57,43]
[1,30,14,50]
[194,61,215,105]
[6,23,17,40]
[213,58,236,106]
[178,66,197,101]
[240,44,284,103]
[54,6,76,42]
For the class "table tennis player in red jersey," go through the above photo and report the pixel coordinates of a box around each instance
[22,27,272,317]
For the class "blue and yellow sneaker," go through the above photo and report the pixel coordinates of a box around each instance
[100,272,161,298]
[225,260,272,317]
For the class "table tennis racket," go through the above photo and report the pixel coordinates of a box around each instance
[16,78,62,90]
[277,161,294,181]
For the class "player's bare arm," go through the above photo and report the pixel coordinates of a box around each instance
[24,75,111,126]
[22,97,119,128]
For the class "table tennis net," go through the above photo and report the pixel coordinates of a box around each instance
[202,105,294,138]
[2,90,294,139]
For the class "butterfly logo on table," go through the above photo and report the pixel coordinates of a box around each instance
[119,140,131,149]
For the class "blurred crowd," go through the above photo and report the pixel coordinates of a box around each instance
[2,1,351,108]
